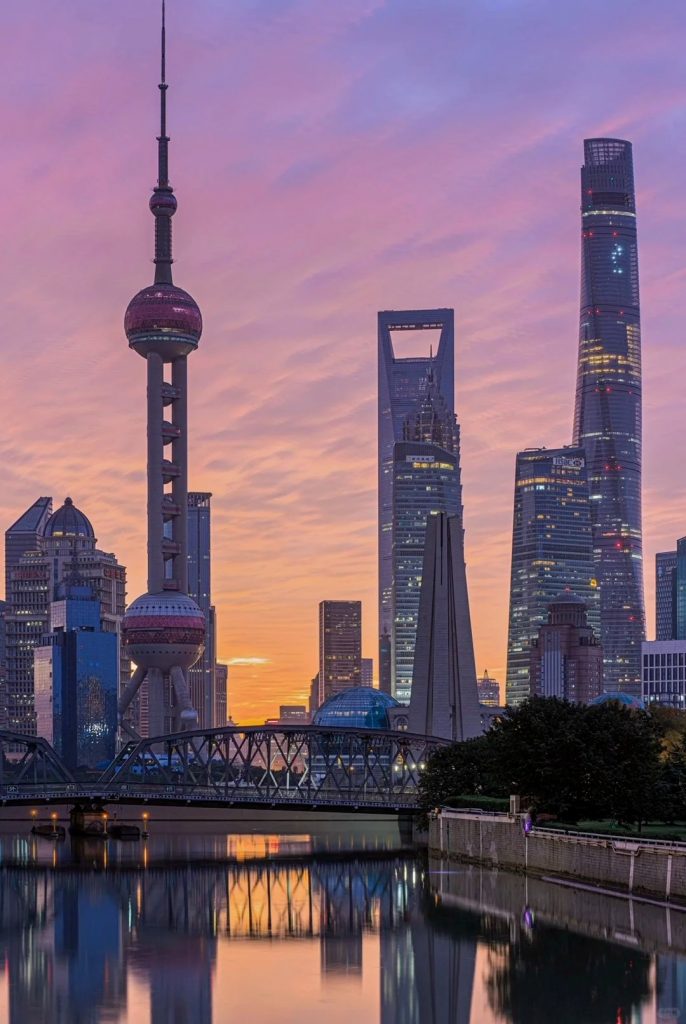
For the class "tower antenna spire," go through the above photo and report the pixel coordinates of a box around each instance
[151,0,175,283]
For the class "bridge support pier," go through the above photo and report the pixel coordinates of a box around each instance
[69,802,108,838]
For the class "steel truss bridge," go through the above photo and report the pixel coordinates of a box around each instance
[0,725,445,813]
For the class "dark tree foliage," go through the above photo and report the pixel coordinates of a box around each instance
[420,697,666,826]
[655,737,686,823]
[485,921,652,1024]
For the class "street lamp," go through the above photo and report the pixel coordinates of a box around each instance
[141,812,150,839]
[50,812,58,838]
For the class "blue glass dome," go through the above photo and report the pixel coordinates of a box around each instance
[313,687,400,730]
[589,691,645,710]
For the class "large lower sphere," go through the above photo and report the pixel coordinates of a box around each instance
[122,592,205,672]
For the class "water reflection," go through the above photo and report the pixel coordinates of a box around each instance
[0,828,682,1023]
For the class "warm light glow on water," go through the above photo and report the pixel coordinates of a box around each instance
[0,823,678,1023]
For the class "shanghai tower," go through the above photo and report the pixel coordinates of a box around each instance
[573,139,644,694]
[118,2,205,736]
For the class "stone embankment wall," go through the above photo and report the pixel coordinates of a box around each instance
[429,858,686,956]
[429,810,686,903]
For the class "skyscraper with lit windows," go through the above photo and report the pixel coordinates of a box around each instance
[656,550,677,641]
[572,138,644,694]
[506,447,599,706]
[378,309,455,699]
[187,492,216,727]
[392,372,462,704]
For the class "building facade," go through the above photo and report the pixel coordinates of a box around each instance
[187,492,216,727]
[642,640,686,709]
[4,498,126,735]
[318,601,362,706]
[656,550,677,641]
[4,497,52,601]
[215,662,228,727]
[506,448,599,706]
[378,309,454,694]
[477,670,500,707]
[530,593,603,704]
[34,581,118,769]
[391,371,462,705]
[361,658,373,686]
[408,513,481,742]
[676,537,686,641]
[572,138,645,694]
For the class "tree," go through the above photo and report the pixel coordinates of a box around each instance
[418,734,500,814]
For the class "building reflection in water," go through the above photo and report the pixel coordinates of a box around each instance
[0,833,680,1023]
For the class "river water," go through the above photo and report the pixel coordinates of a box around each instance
[0,816,683,1023]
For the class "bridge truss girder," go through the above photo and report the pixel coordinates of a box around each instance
[0,731,75,786]
[100,725,445,809]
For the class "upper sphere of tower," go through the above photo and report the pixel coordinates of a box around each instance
[43,497,95,540]
[125,283,202,359]
[149,190,177,217]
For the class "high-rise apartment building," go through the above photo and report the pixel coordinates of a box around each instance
[35,579,118,769]
[378,309,454,695]
[187,492,216,727]
[656,551,677,641]
[5,498,126,735]
[506,448,599,706]
[573,138,644,694]
[378,309,457,700]
[530,593,603,704]
[4,497,52,600]
[318,601,362,705]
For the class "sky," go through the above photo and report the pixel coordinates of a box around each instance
[0,0,685,723]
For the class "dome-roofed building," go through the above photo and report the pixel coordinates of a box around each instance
[313,687,401,731]
[589,691,645,710]
[43,497,95,541]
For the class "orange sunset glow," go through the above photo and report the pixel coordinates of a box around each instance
[1,1,684,723]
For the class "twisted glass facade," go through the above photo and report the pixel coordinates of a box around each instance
[573,138,644,694]
[506,447,599,706]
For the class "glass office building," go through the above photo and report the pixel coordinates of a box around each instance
[656,550,677,641]
[506,447,599,706]
[35,582,118,770]
[318,601,362,705]
[187,492,216,727]
[378,309,454,693]
[391,378,462,704]
[573,138,645,694]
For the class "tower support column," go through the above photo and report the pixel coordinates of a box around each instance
[147,353,165,593]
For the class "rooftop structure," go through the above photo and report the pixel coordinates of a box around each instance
[313,687,401,731]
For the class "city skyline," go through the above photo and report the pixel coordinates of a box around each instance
[0,2,685,720]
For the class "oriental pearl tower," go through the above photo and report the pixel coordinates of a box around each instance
[118,1,205,736]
